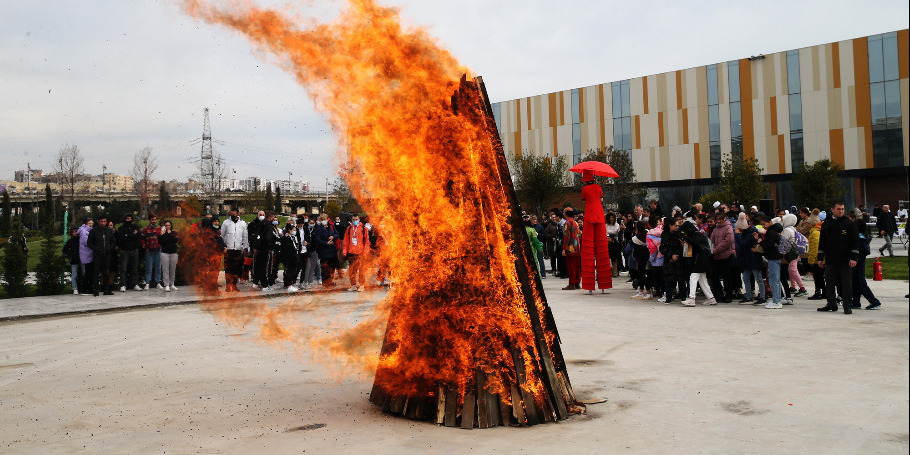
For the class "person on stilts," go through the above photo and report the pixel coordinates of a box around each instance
[580,169,612,293]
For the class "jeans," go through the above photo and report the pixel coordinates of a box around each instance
[119,249,139,288]
[852,257,881,306]
[160,253,178,287]
[70,264,84,291]
[767,259,782,303]
[742,268,765,300]
[145,251,162,285]
[879,233,894,256]
[537,251,547,277]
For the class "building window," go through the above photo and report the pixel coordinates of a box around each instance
[611,81,632,153]
[786,50,804,169]
[868,32,903,168]
[706,64,721,178]
[728,60,744,162]
[572,123,581,165]
[491,103,502,135]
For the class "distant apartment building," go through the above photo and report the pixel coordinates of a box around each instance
[14,168,42,183]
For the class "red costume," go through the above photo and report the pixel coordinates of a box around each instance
[580,170,612,291]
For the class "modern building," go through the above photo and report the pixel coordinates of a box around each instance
[492,30,908,209]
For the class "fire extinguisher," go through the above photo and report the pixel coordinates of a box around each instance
[873,257,883,281]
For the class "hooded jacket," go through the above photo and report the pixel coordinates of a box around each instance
[87,223,117,257]
[780,213,798,245]
[115,218,142,251]
[681,221,712,273]
[78,224,93,264]
[710,219,735,260]
[735,225,762,270]
[759,223,784,260]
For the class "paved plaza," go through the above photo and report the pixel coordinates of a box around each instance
[1,270,907,454]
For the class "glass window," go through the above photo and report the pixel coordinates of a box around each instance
[491,103,502,133]
[885,80,902,126]
[707,64,718,106]
[572,123,581,163]
[731,138,744,162]
[786,50,800,94]
[730,102,742,138]
[710,141,721,179]
[571,89,580,125]
[708,105,720,141]
[868,36,884,83]
[612,82,622,118]
[883,35,899,81]
[622,117,632,151]
[613,118,623,150]
[790,132,804,170]
[728,60,741,102]
[620,81,630,117]
[870,82,886,128]
[788,94,802,132]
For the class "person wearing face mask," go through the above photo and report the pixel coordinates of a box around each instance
[158,220,179,292]
[280,224,301,293]
[141,214,163,290]
[315,214,340,287]
[247,210,268,289]
[342,214,371,292]
[302,216,321,288]
[115,214,142,292]
[221,208,249,292]
[260,215,283,291]
[291,216,309,286]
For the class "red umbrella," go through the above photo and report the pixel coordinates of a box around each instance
[569,161,619,178]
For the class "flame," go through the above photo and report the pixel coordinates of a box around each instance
[182,0,562,408]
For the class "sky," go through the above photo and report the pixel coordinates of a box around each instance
[1,0,907,191]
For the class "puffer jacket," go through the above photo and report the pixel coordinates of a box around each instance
[735,226,762,270]
[646,226,663,266]
[760,223,784,261]
[710,219,735,260]
[78,224,93,264]
[795,214,818,235]
[781,213,798,247]
[807,222,822,264]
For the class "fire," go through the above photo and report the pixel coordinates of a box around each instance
[182,0,573,425]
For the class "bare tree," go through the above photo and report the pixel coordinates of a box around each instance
[132,147,158,219]
[54,144,85,220]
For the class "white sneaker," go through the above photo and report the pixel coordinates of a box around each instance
[681,298,697,306]
[171,286,178,291]
[262,286,273,292]
[143,284,150,290]
[165,285,171,292]
[287,285,299,293]
[641,293,653,300]
[657,295,667,303]
[765,302,783,309]
[120,286,126,292]
[250,284,261,290]
[703,298,717,306]
[156,283,164,289]
[357,285,365,292]
[631,291,642,299]
[348,286,358,292]
[73,289,79,295]
[133,285,142,291]
[783,298,793,305]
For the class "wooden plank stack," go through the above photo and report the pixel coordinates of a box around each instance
[369,76,577,428]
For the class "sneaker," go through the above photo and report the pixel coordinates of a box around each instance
[165,285,171,292]
[250,284,261,290]
[120,286,126,292]
[262,286,273,292]
[794,288,807,297]
[657,295,667,303]
[865,303,882,310]
[765,302,783,309]
[631,291,643,299]
[133,285,143,291]
[357,285,365,292]
[73,289,79,295]
[287,285,299,293]
[156,283,164,290]
[754,298,767,305]
[681,298,696,306]
[641,293,653,300]
[738,297,754,305]
[807,293,824,300]
[788,287,797,294]
[783,298,794,305]
[348,286,358,292]
[143,283,150,291]
[171,286,178,291]
[703,298,717,306]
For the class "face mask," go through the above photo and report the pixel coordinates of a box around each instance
[309,222,315,227]
[258,215,265,221]
[272,220,279,226]
[213,224,219,229]
[290,230,296,236]
[320,220,328,225]
[352,220,360,226]
[231,215,238,221]
[303,218,309,223]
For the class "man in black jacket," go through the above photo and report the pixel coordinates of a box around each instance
[115,214,142,292]
[247,210,267,288]
[816,201,860,314]
[87,215,117,296]
[876,204,897,257]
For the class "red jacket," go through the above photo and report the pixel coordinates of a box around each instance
[342,223,370,256]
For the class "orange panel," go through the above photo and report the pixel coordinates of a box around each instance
[694,143,702,179]
[777,134,786,174]
[769,96,778,136]
[658,111,665,147]
[829,128,845,167]
[898,29,909,79]
[548,92,557,128]
[853,37,873,168]
[682,109,689,144]
[676,71,683,110]
[634,115,641,149]
[643,77,650,115]
[832,42,841,89]
[739,59,755,159]
[553,127,559,157]
[559,92,565,126]
[513,132,522,157]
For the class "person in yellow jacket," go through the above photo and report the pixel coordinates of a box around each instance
[806,209,826,300]
[342,214,371,292]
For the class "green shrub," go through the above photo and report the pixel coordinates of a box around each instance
[1,240,28,298]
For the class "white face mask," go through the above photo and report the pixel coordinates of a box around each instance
[320,220,328,225]
[258,215,265,221]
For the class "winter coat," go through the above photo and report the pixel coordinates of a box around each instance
[807,222,822,265]
[544,221,560,246]
[681,222,712,273]
[87,226,117,257]
[631,233,650,263]
[221,218,249,251]
[313,224,338,260]
[659,228,684,280]
[279,232,301,266]
[525,226,543,257]
[263,226,282,253]
[342,223,370,256]
[159,231,179,255]
[646,226,663,267]
[709,219,735,260]
[115,221,142,251]
[562,218,580,256]
[735,226,762,270]
[795,215,817,236]
[63,237,81,266]
[247,218,266,251]
[759,223,784,261]
[818,215,860,264]
[876,211,898,235]
[78,224,93,264]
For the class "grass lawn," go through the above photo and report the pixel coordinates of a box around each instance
[864,255,909,281]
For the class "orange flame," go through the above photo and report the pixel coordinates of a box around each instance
[182,0,562,406]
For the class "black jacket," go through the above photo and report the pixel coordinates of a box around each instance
[818,215,860,264]
[63,237,81,265]
[115,222,142,251]
[759,223,784,261]
[681,222,712,273]
[159,231,179,255]
[87,226,117,257]
[247,218,266,251]
[280,233,301,265]
[876,212,897,235]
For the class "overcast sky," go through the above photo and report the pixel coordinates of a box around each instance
[2,0,907,190]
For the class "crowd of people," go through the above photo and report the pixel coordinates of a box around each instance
[525,199,906,314]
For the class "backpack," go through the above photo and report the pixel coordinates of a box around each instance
[793,230,809,255]
[778,235,799,262]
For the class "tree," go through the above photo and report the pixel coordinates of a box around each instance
[330,176,353,209]
[264,183,274,214]
[41,184,57,234]
[510,153,568,217]
[241,188,267,214]
[131,147,158,220]
[792,159,846,210]
[180,195,204,219]
[156,181,172,216]
[274,185,282,214]
[704,156,769,208]
[323,201,342,218]
[54,144,85,221]
[1,239,28,298]
[34,227,64,295]
[579,146,646,211]
[0,190,10,238]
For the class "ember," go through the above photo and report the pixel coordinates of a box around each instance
[183,0,578,427]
